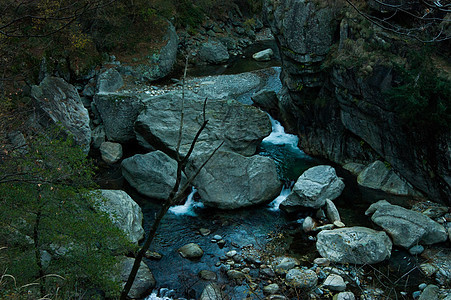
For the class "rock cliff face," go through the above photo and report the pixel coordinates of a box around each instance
[264,0,450,204]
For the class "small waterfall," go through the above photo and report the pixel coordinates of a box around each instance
[268,185,291,211]
[262,116,299,150]
[168,187,203,216]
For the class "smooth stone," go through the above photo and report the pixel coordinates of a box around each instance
[252,48,274,61]
[100,141,123,164]
[199,270,217,281]
[334,220,346,228]
[323,274,346,292]
[227,269,246,282]
[303,216,316,232]
[418,284,439,300]
[409,245,425,255]
[144,251,162,260]
[263,283,280,295]
[335,292,356,300]
[226,250,237,258]
[178,243,204,259]
[285,268,318,288]
[418,283,427,290]
[313,258,330,267]
[273,257,300,274]
[326,199,341,223]
[199,228,211,236]
[213,235,223,240]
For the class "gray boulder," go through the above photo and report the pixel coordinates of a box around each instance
[178,243,204,259]
[135,93,271,158]
[199,40,229,64]
[187,151,282,209]
[200,283,224,300]
[31,77,91,153]
[100,141,123,164]
[285,268,318,288]
[119,257,155,299]
[97,68,123,93]
[121,151,186,200]
[316,227,392,264]
[365,200,448,248]
[94,92,144,143]
[95,190,144,244]
[281,165,344,210]
[252,48,274,61]
[343,162,366,176]
[357,161,419,196]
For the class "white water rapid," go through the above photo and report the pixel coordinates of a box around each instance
[262,116,299,149]
[168,187,203,216]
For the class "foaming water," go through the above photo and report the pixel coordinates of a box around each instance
[168,187,203,216]
[145,288,175,300]
[268,185,291,211]
[262,116,299,149]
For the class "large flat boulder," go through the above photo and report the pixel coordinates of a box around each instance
[94,92,144,143]
[365,200,448,248]
[95,190,144,244]
[121,151,186,200]
[31,77,91,153]
[187,151,282,209]
[135,93,271,158]
[316,227,392,264]
[280,165,344,210]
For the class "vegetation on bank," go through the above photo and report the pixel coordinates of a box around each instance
[0,109,134,298]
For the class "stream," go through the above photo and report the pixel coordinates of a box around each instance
[97,45,427,299]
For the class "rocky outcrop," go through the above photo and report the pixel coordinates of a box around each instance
[119,257,155,299]
[365,200,448,248]
[95,190,144,244]
[358,161,420,196]
[135,93,271,158]
[187,151,282,209]
[121,151,186,200]
[31,77,91,153]
[280,165,344,210]
[316,227,392,264]
[93,93,144,143]
[264,0,451,204]
[118,20,178,82]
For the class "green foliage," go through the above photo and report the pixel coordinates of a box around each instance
[0,128,132,299]
[387,48,451,134]
[176,0,205,29]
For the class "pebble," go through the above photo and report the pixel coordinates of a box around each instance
[144,251,163,260]
[263,283,280,295]
[198,270,217,281]
[213,234,222,240]
[413,291,421,298]
[242,267,250,273]
[226,250,237,257]
[313,257,330,267]
[323,274,346,291]
[217,240,226,248]
[419,283,427,290]
[198,228,211,236]
[409,245,425,255]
